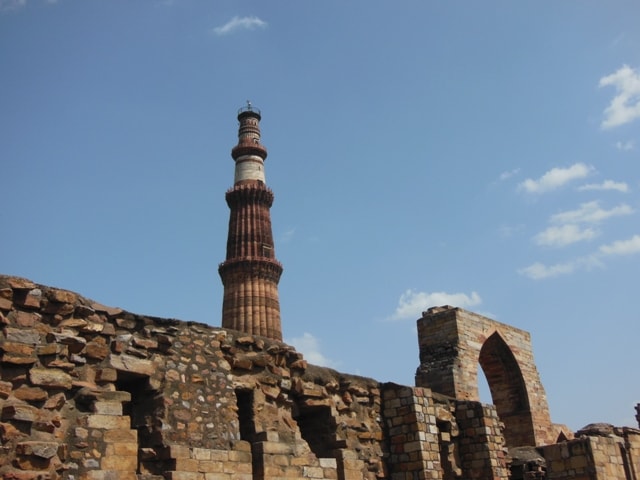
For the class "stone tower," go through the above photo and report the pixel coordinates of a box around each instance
[218,103,284,340]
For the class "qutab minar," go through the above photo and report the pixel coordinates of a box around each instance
[218,103,284,340]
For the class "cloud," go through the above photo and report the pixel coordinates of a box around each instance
[286,332,336,368]
[599,65,640,129]
[599,234,640,256]
[550,201,634,224]
[0,0,26,11]
[518,261,577,280]
[520,234,640,280]
[578,180,629,193]
[280,227,295,243]
[615,140,635,151]
[389,289,481,321]
[498,168,520,181]
[212,16,267,36]
[534,224,598,247]
[518,255,603,280]
[518,163,593,194]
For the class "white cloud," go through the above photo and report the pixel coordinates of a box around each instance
[518,163,593,194]
[389,289,481,321]
[286,332,336,368]
[578,180,629,193]
[0,0,26,11]
[534,224,598,247]
[615,140,635,151]
[520,235,640,280]
[550,201,634,224]
[599,234,640,256]
[498,168,520,181]
[518,255,603,280]
[212,16,267,36]
[599,65,640,129]
[518,261,577,280]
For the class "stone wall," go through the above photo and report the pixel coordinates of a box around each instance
[1,275,638,480]
[540,425,640,479]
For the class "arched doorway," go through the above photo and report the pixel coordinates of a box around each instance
[478,332,536,447]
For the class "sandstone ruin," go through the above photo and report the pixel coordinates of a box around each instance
[1,106,638,479]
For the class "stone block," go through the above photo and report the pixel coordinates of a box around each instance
[29,367,72,389]
[85,472,137,480]
[16,441,58,459]
[166,470,203,480]
[95,367,118,383]
[198,460,224,473]
[13,385,48,402]
[101,454,137,471]
[1,353,37,365]
[104,428,137,443]
[228,450,251,463]
[86,342,110,360]
[254,441,293,455]
[2,403,43,423]
[4,327,40,344]
[319,458,337,468]
[112,442,138,456]
[86,414,131,429]
[92,401,123,416]
[110,354,155,376]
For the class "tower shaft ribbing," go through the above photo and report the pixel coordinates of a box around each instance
[219,105,283,340]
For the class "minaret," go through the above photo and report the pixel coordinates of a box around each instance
[218,103,284,340]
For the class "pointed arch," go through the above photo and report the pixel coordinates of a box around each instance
[478,331,536,446]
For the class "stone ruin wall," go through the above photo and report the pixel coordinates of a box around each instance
[0,274,639,480]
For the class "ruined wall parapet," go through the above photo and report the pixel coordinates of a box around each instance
[0,275,385,479]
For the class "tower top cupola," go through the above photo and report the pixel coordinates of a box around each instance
[231,101,268,184]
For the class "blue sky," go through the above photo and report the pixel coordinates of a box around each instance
[1,1,639,431]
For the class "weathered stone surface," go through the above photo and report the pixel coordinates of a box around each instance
[109,353,155,376]
[13,385,48,402]
[2,403,43,422]
[29,367,72,389]
[4,327,40,344]
[16,441,59,459]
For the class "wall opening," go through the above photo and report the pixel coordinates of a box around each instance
[235,388,256,442]
[478,332,535,447]
[437,420,461,480]
[116,373,169,475]
[294,405,336,459]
